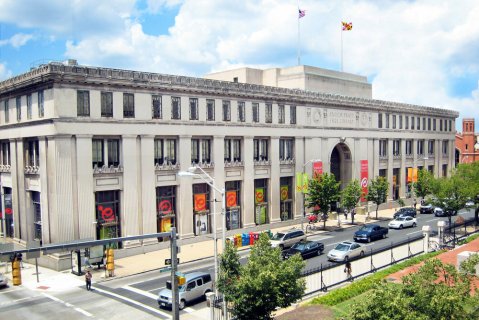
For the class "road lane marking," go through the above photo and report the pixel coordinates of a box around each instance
[406,230,423,236]
[42,293,93,318]
[123,285,158,300]
[425,218,440,222]
[93,286,172,319]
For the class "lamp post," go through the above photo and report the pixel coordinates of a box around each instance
[177,166,226,288]
[300,159,321,230]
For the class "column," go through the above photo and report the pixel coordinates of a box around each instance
[76,135,95,240]
[178,135,194,238]
[387,139,393,200]
[212,135,225,233]
[122,135,140,245]
[10,139,23,240]
[399,138,406,198]
[294,137,306,219]
[270,136,280,223]
[139,135,156,237]
[372,139,379,178]
[243,136,255,228]
[39,137,51,243]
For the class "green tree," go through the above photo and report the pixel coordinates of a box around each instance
[217,241,241,297]
[305,172,341,229]
[414,169,434,201]
[455,163,479,223]
[340,179,362,224]
[217,233,305,320]
[366,176,389,219]
[350,258,479,320]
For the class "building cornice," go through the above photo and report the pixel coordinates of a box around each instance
[0,63,459,118]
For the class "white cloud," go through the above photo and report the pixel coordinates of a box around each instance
[145,0,183,13]
[0,63,12,80]
[0,33,34,48]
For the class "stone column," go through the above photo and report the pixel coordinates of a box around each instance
[122,135,140,246]
[387,139,394,200]
[76,135,95,240]
[213,135,225,233]
[139,135,156,237]
[399,138,406,198]
[243,136,255,228]
[10,139,23,241]
[270,137,280,223]
[178,135,194,238]
[39,137,51,243]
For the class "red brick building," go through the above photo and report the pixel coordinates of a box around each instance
[455,118,479,164]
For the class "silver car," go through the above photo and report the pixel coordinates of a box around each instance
[327,241,364,262]
[270,229,306,250]
[388,216,417,229]
[158,272,212,310]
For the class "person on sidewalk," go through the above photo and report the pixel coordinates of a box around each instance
[85,270,92,291]
[344,262,352,281]
[413,199,417,210]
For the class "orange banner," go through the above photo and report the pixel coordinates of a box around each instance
[280,186,288,201]
[226,191,237,208]
[194,193,207,211]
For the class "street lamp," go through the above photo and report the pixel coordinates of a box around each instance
[177,166,226,293]
[300,159,321,230]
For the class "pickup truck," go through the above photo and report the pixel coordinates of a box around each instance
[353,224,388,243]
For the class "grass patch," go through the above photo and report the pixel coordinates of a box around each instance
[330,291,370,319]
[310,250,443,307]
[457,233,479,245]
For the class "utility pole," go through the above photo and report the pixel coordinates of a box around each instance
[170,227,179,320]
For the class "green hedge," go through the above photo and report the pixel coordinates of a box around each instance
[457,233,479,245]
[310,251,443,306]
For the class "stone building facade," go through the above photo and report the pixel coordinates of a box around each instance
[0,61,458,268]
[455,118,479,164]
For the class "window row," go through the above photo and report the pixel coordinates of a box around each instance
[76,91,297,124]
[1,91,45,123]
[378,113,453,132]
[379,139,450,158]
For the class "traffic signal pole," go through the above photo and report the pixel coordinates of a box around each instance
[170,227,179,320]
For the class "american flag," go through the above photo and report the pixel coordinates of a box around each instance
[342,21,353,31]
[298,9,306,18]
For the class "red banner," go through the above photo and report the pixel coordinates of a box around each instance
[194,194,207,212]
[360,160,368,202]
[313,161,323,178]
[226,191,237,208]
[158,199,173,215]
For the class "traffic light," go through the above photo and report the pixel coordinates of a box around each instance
[177,275,185,286]
[106,248,114,277]
[12,257,22,286]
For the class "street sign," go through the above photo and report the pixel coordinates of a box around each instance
[26,240,41,259]
[165,258,180,265]
[0,243,13,262]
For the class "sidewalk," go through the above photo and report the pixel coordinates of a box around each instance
[1,206,398,292]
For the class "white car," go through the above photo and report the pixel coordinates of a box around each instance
[327,241,364,262]
[465,200,475,208]
[388,216,417,229]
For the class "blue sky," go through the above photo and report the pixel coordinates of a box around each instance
[0,0,478,131]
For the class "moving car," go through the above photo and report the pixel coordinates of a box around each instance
[434,207,457,217]
[388,216,417,229]
[0,272,8,288]
[327,241,364,262]
[353,224,388,242]
[158,272,212,310]
[270,229,306,250]
[393,207,417,219]
[282,240,324,260]
[420,203,434,214]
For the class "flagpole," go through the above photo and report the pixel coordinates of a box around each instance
[297,7,301,65]
[341,27,343,72]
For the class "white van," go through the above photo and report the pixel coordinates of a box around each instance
[157,272,212,310]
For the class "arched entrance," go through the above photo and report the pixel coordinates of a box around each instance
[330,143,353,190]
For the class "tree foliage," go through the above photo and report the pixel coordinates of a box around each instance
[341,179,362,224]
[217,241,241,297]
[430,174,470,225]
[304,172,341,228]
[217,233,305,320]
[414,169,435,200]
[350,258,479,320]
[366,176,389,219]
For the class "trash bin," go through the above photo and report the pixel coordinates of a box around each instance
[253,232,260,243]
[234,234,242,247]
[242,233,250,246]
[264,230,273,239]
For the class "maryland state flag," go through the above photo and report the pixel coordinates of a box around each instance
[342,21,353,31]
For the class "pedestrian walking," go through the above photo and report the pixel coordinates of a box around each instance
[85,270,92,291]
[413,199,417,210]
[343,209,348,221]
[344,261,352,281]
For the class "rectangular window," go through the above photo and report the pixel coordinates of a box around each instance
[253,138,269,161]
[152,95,162,119]
[278,105,285,124]
[16,97,21,121]
[171,96,181,120]
[423,118,426,131]
[399,115,403,129]
[191,138,211,164]
[428,140,434,155]
[279,139,294,160]
[201,139,211,163]
[123,93,135,118]
[411,116,414,130]
[417,117,421,130]
[406,140,412,156]
[405,116,409,129]
[189,98,198,120]
[440,119,443,131]
[108,139,120,167]
[77,90,90,116]
[417,140,424,155]
[224,139,231,162]
[154,139,164,165]
[224,138,242,162]
[449,120,452,132]
[442,140,448,155]
[191,139,199,164]
[0,141,11,165]
[393,139,401,156]
[433,119,436,131]
[206,99,215,121]
[92,138,121,168]
[442,164,447,177]
[392,115,396,129]
[4,100,9,123]
[26,139,40,167]
[101,92,113,117]
[153,138,177,165]
[428,118,431,131]
[92,139,104,168]
[265,103,272,123]
[27,94,32,120]
[238,101,245,122]
[385,113,390,129]
[38,90,44,118]
[379,139,388,157]
[166,139,177,164]
[290,106,296,124]
[252,103,259,123]
[378,113,383,128]
[222,100,231,121]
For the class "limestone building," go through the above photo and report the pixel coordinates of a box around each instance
[0,61,457,267]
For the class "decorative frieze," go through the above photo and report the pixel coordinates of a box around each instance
[224,160,244,168]
[93,165,124,174]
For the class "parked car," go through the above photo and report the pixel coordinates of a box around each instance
[282,240,324,260]
[327,241,364,262]
[270,229,306,250]
[420,203,434,214]
[353,224,388,242]
[158,272,212,310]
[465,200,475,208]
[393,207,417,219]
[434,207,457,217]
[388,216,417,229]
[0,272,8,288]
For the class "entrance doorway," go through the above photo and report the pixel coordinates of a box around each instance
[330,143,352,190]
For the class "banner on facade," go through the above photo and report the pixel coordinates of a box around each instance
[255,188,264,204]
[302,173,309,193]
[194,194,207,212]
[412,168,418,182]
[226,191,237,208]
[313,160,323,178]
[280,186,289,201]
[360,160,368,202]
[158,199,173,215]
[296,172,303,192]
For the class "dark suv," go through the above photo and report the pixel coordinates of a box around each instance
[420,203,434,214]
[393,207,417,219]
